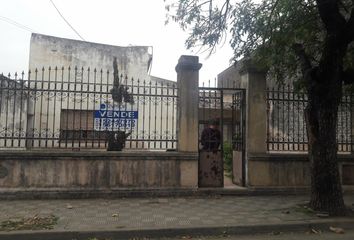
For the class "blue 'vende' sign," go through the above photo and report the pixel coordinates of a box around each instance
[94,104,138,131]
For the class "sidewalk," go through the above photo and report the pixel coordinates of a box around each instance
[0,195,353,240]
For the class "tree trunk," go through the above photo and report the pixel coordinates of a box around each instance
[305,82,346,216]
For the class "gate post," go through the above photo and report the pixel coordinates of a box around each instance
[175,55,202,188]
[239,59,267,184]
[175,55,202,152]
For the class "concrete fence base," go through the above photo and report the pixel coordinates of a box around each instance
[247,153,354,187]
[0,151,198,190]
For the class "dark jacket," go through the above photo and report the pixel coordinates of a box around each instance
[201,127,221,152]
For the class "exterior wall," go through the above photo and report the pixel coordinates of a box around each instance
[0,152,198,189]
[24,81,178,150]
[0,77,33,149]
[150,75,176,86]
[24,34,177,150]
[29,33,152,81]
[217,64,241,88]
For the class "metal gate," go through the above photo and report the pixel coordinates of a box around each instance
[198,87,246,187]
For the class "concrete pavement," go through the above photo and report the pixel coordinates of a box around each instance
[0,195,353,240]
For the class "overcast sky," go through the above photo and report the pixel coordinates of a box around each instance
[0,0,233,85]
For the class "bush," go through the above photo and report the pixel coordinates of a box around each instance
[223,141,232,176]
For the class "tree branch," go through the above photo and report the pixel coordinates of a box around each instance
[220,0,230,25]
[339,0,351,14]
[264,0,280,45]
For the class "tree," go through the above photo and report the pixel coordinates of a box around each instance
[111,57,134,105]
[106,57,133,151]
[166,0,354,215]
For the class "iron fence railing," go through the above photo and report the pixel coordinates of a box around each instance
[0,67,178,150]
[267,85,353,152]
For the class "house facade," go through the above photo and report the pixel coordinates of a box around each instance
[0,34,177,150]
[29,33,153,81]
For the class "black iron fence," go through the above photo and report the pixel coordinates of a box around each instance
[0,67,178,150]
[267,85,353,152]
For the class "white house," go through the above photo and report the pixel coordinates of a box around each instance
[13,33,177,150]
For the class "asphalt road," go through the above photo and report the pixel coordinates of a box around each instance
[164,230,354,240]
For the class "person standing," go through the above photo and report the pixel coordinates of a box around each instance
[200,120,221,153]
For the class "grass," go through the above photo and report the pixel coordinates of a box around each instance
[0,215,58,231]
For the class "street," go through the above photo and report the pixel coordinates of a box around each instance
[163,230,354,240]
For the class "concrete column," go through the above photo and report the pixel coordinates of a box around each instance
[239,59,267,185]
[239,59,267,154]
[175,55,202,152]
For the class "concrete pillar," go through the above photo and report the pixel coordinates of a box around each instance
[239,59,267,154]
[239,59,267,185]
[175,55,202,152]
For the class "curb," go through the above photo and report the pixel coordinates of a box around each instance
[0,188,312,200]
[0,219,353,240]
[1,187,354,200]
